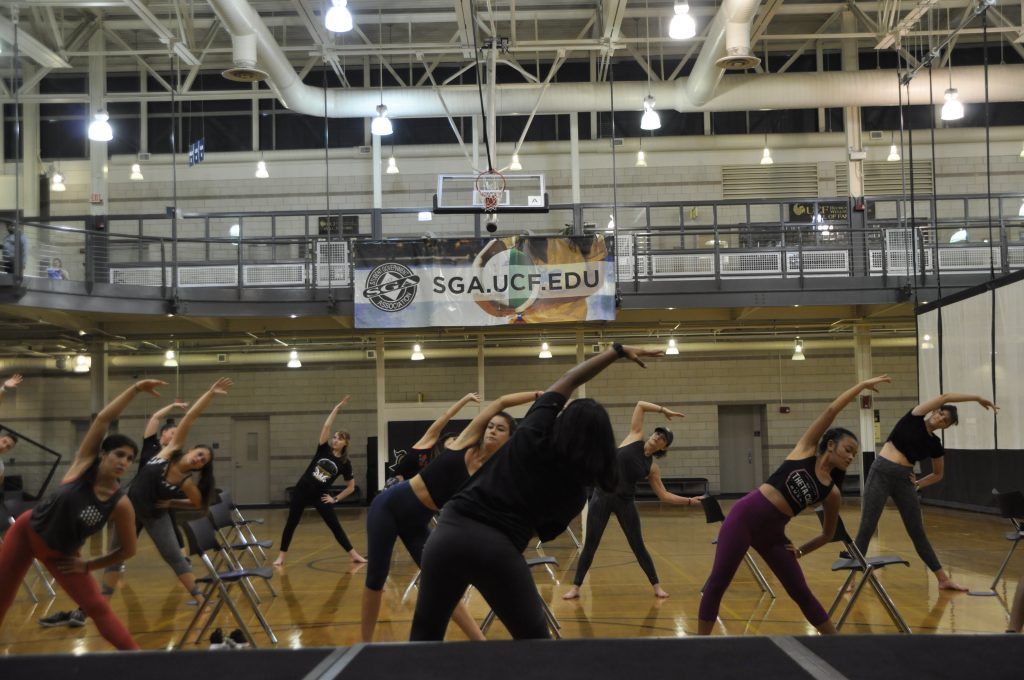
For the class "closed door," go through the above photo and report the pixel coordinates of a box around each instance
[718,405,766,493]
[231,417,270,505]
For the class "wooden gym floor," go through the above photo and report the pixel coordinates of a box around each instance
[1,498,1018,654]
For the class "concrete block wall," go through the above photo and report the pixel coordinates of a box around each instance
[2,347,920,502]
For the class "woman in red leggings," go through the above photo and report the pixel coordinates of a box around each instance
[0,379,166,650]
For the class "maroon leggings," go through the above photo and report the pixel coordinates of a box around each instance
[699,490,829,627]
[0,511,139,650]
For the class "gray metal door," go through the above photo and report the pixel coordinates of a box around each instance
[231,417,270,505]
[717,405,766,493]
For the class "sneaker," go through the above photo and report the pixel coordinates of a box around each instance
[38,610,72,628]
[209,628,229,650]
[68,609,86,628]
[227,629,250,649]
[839,550,851,560]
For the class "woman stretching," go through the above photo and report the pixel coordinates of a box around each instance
[698,375,891,636]
[386,393,480,487]
[563,400,698,601]
[853,392,997,591]
[409,343,661,641]
[0,379,165,650]
[361,391,536,641]
[274,397,365,566]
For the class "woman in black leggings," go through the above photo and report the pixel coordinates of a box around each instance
[361,390,536,641]
[409,343,661,641]
[853,391,996,591]
[274,396,365,566]
[563,400,700,601]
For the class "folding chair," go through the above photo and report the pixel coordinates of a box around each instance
[208,500,277,598]
[218,490,270,564]
[534,524,581,551]
[176,517,278,649]
[2,499,56,602]
[989,489,1024,591]
[815,508,911,633]
[699,495,776,598]
[480,556,562,639]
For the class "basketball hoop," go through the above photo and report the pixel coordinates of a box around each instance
[475,170,507,213]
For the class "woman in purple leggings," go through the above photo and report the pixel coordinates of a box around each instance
[697,374,891,635]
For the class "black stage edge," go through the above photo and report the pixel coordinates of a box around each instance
[4,636,1018,680]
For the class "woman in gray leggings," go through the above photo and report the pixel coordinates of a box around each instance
[854,392,997,591]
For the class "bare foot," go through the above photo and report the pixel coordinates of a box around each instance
[561,586,581,600]
[653,585,670,599]
[272,554,286,567]
[349,550,368,564]
[938,579,969,591]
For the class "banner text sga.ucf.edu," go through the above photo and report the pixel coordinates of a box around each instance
[353,235,616,328]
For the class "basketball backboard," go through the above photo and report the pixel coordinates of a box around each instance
[434,173,549,214]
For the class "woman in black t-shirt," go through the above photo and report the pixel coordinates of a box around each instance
[563,400,697,601]
[274,396,365,566]
[853,391,997,591]
[409,343,661,641]
[0,379,165,649]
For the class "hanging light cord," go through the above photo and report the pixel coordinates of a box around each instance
[468,1,493,171]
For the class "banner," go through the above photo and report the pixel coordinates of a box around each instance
[354,235,616,328]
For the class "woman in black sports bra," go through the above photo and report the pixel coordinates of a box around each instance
[697,375,891,636]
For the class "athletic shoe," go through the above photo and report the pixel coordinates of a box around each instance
[209,628,229,650]
[38,610,72,628]
[227,629,250,649]
[68,609,86,627]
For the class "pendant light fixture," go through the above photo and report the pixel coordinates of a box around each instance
[130,163,144,180]
[940,49,964,121]
[287,349,302,368]
[50,167,67,192]
[640,7,661,131]
[791,337,805,361]
[88,110,113,142]
[325,0,354,33]
[760,133,774,165]
[886,132,901,162]
[73,352,92,373]
[668,3,697,40]
[255,153,270,179]
[538,341,552,359]
[666,338,679,355]
[509,153,523,171]
[163,349,178,367]
[371,11,393,136]
[410,343,425,361]
[386,144,400,174]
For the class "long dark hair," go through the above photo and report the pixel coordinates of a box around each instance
[474,411,518,450]
[551,398,618,492]
[818,427,857,488]
[170,446,216,509]
[91,434,139,481]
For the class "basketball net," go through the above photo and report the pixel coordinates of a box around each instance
[475,170,506,213]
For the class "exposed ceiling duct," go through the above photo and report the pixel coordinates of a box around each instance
[686,0,762,107]
[208,0,1024,118]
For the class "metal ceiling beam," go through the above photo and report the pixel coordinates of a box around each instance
[102,26,174,93]
[751,0,787,48]
[122,0,200,66]
[0,16,72,69]
[875,0,939,50]
[17,18,99,96]
[777,10,842,74]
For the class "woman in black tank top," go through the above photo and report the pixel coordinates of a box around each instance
[697,375,891,636]
[0,379,166,650]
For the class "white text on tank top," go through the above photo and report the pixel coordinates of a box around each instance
[784,469,821,509]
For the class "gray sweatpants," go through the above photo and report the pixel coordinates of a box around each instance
[853,456,942,572]
[105,512,192,576]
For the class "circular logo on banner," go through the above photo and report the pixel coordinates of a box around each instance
[363,262,420,312]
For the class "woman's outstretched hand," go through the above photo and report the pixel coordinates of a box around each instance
[134,380,168,397]
[862,375,892,392]
[621,346,664,369]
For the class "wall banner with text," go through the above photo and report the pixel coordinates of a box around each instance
[353,235,616,328]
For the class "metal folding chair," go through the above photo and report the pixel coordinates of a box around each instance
[480,556,562,639]
[815,508,911,633]
[989,489,1024,591]
[2,499,56,602]
[217,490,271,564]
[699,495,776,598]
[176,517,277,649]
[208,500,277,599]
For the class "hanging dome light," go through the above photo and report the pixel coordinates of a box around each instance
[386,155,400,174]
[287,350,302,368]
[760,146,774,165]
[371,104,393,136]
[255,159,270,179]
[325,0,354,33]
[50,171,67,192]
[73,353,92,373]
[666,338,679,355]
[668,3,697,40]
[792,338,805,361]
[1019,142,1024,159]
[887,144,901,162]
[509,153,523,171]
[1019,198,1024,218]
[88,110,113,142]
[538,342,552,359]
[163,349,178,368]
[635,149,648,167]
[606,214,615,233]
[130,163,144,181]
[940,88,964,121]
[410,343,425,361]
[640,95,661,131]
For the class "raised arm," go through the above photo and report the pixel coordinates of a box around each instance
[161,378,233,454]
[412,392,481,450]
[912,392,998,417]
[449,391,540,451]
[791,375,891,458]
[319,396,350,445]
[0,373,23,408]
[547,343,663,399]
[623,400,685,445]
[70,380,165,477]
[143,401,189,439]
